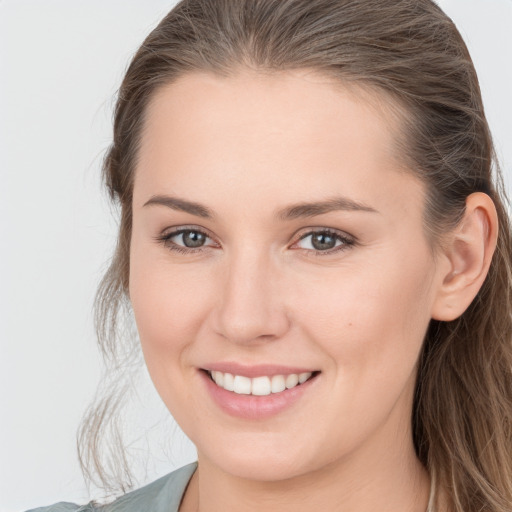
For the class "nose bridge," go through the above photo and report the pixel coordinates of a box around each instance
[214,245,289,344]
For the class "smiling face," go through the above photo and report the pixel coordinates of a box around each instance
[129,69,444,482]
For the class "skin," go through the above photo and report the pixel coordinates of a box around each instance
[129,69,497,512]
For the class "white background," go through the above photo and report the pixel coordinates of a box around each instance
[1,1,511,511]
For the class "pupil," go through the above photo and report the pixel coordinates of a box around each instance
[183,231,206,248]
[312,233,336,251]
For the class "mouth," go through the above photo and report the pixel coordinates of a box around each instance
[202,368,320,396]
[199,366,321,419]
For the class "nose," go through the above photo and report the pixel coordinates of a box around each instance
[212,248,290,345]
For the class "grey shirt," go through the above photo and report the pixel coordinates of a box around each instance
[26,462,197,512]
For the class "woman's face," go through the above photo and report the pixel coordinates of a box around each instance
[130,70,444,481]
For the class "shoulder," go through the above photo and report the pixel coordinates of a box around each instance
[97,462,197,512]
[25,462,198,512]
[24,504,93,512]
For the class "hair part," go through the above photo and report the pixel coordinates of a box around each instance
[77,1,512,510]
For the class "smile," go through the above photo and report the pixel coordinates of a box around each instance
[200,365,321,419]
[207,370,314,396]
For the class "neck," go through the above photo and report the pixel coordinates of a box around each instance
[191,456,429,512]
[180,407,431,512]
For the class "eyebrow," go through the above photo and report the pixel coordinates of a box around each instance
[144,195,215,218]
[277,196,378,220]
[143,194,378,220]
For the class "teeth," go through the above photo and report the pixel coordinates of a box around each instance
[252,376,271,396]
[209,370,313,395]
[271,375,286,393]
[222,372,234,391]
[298,372,310,384]
[212,371,224,387]
[233,375,252,394]
[285,374,299,389]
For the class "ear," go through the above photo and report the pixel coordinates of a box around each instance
[431,192,499,322]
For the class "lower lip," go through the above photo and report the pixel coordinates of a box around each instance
[199,370,319,420]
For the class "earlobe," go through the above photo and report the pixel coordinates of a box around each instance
[431,192,498,322]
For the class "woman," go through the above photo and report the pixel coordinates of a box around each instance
[28,0,512,511]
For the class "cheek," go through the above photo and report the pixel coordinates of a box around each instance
[292,251,435,383]
[129,242,213,381]
[129,251,219,428]
[283,252,436,460]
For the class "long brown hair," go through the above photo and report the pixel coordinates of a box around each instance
[78,1,512,510]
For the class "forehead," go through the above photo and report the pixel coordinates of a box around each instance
[134,69,422,220]
[140,69,404,166]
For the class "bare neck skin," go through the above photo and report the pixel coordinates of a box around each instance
[179,376,431,512]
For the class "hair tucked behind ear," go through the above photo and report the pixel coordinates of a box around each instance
[78,1,512,509]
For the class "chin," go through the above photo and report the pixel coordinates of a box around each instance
[221,456,308,482]
[197,433,329,482]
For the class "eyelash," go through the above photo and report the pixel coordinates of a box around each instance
[156,227,356,257]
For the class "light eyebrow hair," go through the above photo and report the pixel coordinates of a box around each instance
[276,196,379,220]
[143,195,214,219]
[142,194,378,221]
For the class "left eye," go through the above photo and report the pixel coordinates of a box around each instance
[295,231,351,251]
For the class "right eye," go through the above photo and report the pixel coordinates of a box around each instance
[157,228,217,254]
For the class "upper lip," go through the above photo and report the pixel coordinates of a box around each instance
[201,362,319,378]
